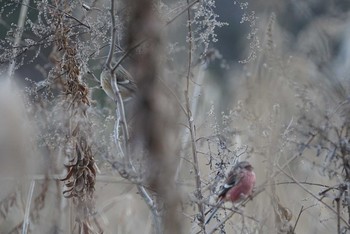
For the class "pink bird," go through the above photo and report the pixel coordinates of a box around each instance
[205,161,256,224]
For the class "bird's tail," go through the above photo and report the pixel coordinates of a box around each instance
[205,200,224,225]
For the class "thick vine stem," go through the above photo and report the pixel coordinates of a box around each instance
[106,0,157,228]
[110,70,156,213]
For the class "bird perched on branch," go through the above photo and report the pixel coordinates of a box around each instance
[205,161,256,224]
[100,65,137,101]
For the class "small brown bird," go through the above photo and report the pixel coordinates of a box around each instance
[100,66,137,101]
[205,161,256,224]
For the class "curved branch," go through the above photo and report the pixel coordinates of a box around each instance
[105,0,116,69]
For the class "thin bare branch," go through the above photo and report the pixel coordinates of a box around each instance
[22,180,35,234]
[292,205,304,232]
[7,0,29,79]
[106,0,116,68]
[276,164,350,228]
[185,92,206,233]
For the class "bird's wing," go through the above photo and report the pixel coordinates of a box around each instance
[117,66,133,82]
[217,168,244,200]
[116,66,137,92]
[206,169,243,224]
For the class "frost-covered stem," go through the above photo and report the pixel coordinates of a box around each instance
[174,0,206,177]
[111,77,129,140]
[186,0,193,92]
[108,0,128,162]
[184,2,205,232]
[175,65,206,180]
[7,0,29,80]
[113,104,126,159]
[106,0,116,69]
[185,93,206,233]
[137,186,156,214]
[22,180,35,234]
[191,64,206,121]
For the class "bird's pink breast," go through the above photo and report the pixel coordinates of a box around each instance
[225,171,256,202]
